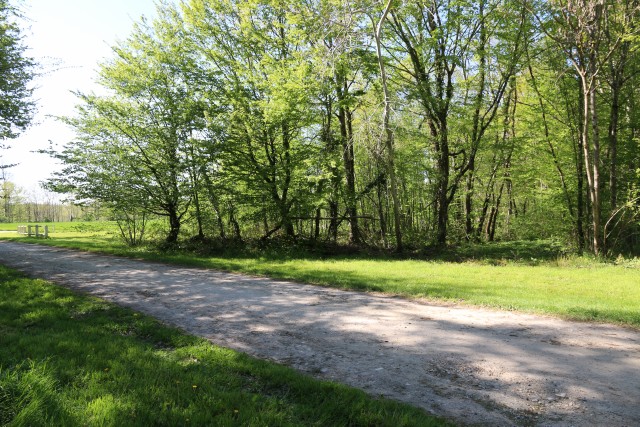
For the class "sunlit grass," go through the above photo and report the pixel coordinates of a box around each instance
[0,221,119,233]
[158,255,637,327]
[0,265,443,426]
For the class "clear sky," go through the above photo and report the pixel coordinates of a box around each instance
[2,0,160,193]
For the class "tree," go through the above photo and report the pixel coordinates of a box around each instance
[387,0,526,246]
[539,0,640,254]
[0,0,35,143]
[47,14,202,244]
[182,0,319,239]
[1,0,36,204]
[371,0,403,250]
[42,0,640,254]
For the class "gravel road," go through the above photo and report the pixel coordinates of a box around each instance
[1,241,639,426]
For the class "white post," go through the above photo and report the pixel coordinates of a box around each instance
[28,225,33,237]
[44,225,49,238]
[35,225,40,237]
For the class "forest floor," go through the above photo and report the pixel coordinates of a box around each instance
[1,240,638,426]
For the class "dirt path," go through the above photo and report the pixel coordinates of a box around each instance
[1,241,639,426]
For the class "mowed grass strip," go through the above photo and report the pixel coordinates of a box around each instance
[0,265,443,426]
[164,256,640,327]
[2,227,639,328]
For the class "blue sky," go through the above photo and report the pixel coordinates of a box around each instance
[3,0,160,192]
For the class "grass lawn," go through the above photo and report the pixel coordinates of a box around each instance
[0,265,443,426]
[186,256,640,326]
[1,225,639,328]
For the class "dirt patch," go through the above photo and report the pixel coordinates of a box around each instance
[1,241,639,426]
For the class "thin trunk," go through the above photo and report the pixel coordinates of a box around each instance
[213,201,226,239]
[188,146,204,239]
[336,80,361,245]
[314,208,321,240]
[346,110,361,243]
[464,173,474,241]
[373,0,402,251]
[579,71,601,254]
[229,203,241,240]
[281,121,294,238]
[608,76,622,210]
[201,168,226,239]
[192,183,204,239]
[571,80,586,254]
[527,62,576,220]
[377,177,388,247]
[465,0,487,240]
[328,201,338,242]
[589,77,603,254]
[435,132,449,247]
[320,98,340,243]
[476,151,500,238]
[488,181,506,241]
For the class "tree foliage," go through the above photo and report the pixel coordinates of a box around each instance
[0,0,35,143]
[47,0,640,255]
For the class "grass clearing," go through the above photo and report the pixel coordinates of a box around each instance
[0,265,443,426]
[165,255,640,327]
[1,227,639,328]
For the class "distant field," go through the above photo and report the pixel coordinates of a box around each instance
[0,221,118,233]
[1,222,639,328]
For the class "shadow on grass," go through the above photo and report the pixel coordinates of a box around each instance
[1,230,573,267]
[160,237,571,265]
[428,240,570,263]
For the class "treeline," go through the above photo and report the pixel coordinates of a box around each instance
[0,181,93,223]
[46,0,640,255]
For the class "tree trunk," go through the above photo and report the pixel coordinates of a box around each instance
[201,168,226,239]
[229,203,241,240]
[328,200,338,242]
[464,173,474,241]
[435,124,450,247]
[464,0,487,241]
[571,80,587,254]
[192,186,204,239]
[608,74,622,210]
[336,74,361,245]
[279,121,295,238]
[373,0,403,251]
[377,176,388,247]
[166,207,181,243]
[579,72,603,255]
[589,79,603,254]
[314,208,321,240]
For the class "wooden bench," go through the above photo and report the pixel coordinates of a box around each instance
[17,225,50,238]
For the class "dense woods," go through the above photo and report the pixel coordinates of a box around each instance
[46,0,640,255]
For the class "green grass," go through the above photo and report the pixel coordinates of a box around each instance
[0,221,118,233]
[0,265,443,426]
[161,253,640,327]
[1,226,639,328]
